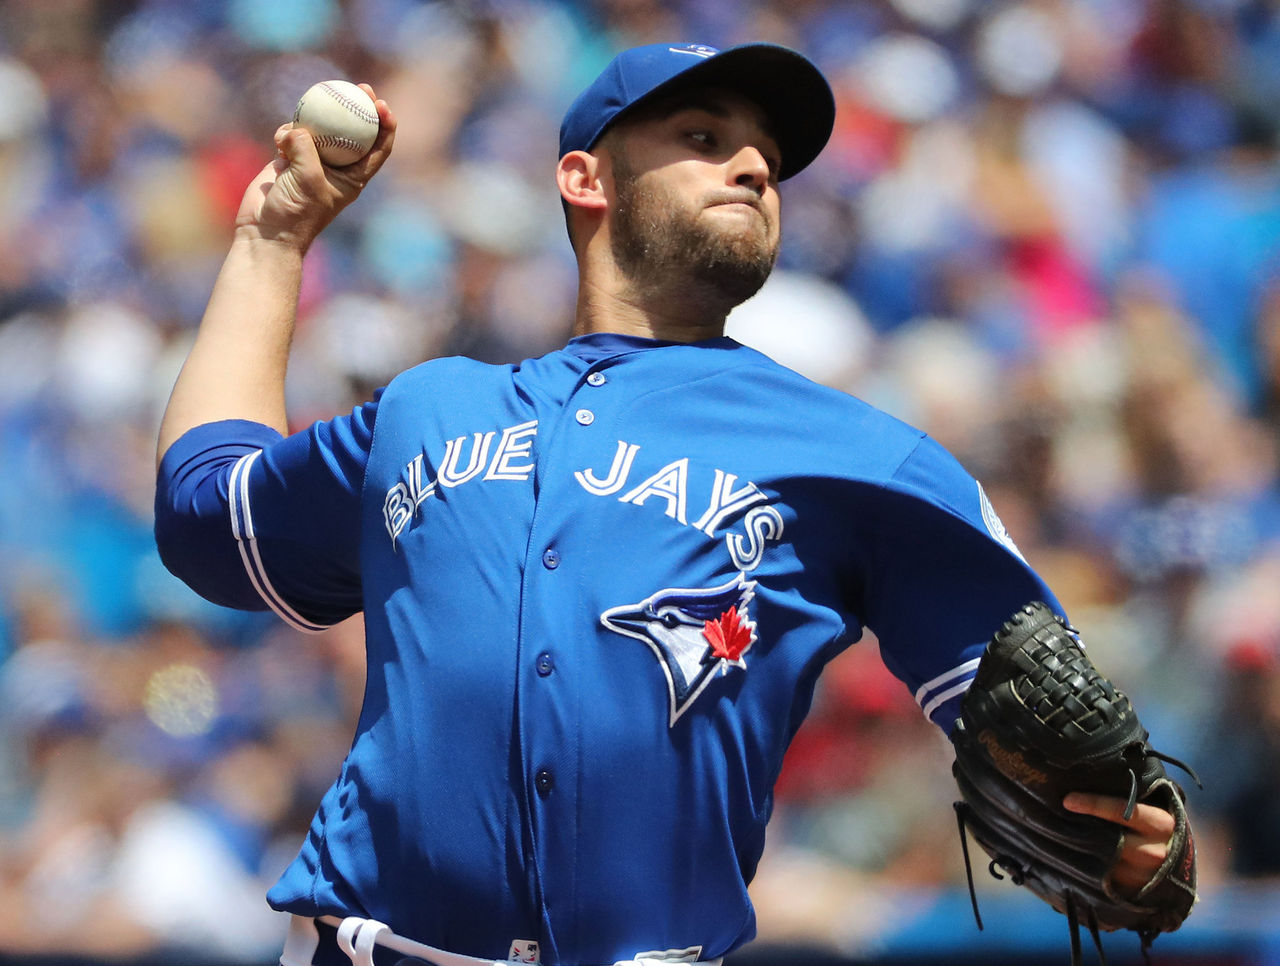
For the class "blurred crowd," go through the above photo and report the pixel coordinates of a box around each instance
[2,0,1280,961]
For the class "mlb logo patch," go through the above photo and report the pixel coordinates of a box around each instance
[508,939,540,963]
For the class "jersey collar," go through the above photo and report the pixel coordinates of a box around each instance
[562,332,740,365]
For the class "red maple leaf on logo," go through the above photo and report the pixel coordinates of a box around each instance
[703,607,753,663]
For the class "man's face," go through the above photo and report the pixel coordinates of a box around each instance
[604,89,783,307]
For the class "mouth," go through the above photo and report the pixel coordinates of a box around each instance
[706,200,769,230]
[709,198,762,213]
[715,203,760,216]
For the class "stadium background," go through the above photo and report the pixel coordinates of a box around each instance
[1,0,1279,962]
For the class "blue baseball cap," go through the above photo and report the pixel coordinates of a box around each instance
[559,42,836,181]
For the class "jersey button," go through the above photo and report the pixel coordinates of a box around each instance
[536,652,555,676]
[541,548,560,569]
[535,769,554,797]
[586,371,607,387]
[575,408,595,426]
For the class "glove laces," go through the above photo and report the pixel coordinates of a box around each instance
[955,803,1126,966]
[1065,893,1109,966]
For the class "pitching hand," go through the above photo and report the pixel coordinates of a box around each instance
[1063,792,1177,895]
[235,83,396,252]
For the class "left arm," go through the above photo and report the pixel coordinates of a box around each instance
[859,437,1194,938]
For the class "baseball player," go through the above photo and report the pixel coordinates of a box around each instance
[155,43,1182,966]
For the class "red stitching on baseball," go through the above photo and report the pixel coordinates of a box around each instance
[319,82,378,125]
[313,136,364,151]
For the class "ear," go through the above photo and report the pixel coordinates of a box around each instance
[556,150,608,212]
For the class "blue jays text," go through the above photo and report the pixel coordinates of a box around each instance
[384,421,784,573]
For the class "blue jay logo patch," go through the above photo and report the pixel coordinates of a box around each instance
[601,575,757,726]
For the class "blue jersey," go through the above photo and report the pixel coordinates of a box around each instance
[155,332,1059,965]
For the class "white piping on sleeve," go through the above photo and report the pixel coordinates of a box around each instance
[228,450,329,633]
[914,657,981,721]
[921,677,976,723]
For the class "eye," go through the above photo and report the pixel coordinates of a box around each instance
[660,611,682,628]
[687,130,717,150]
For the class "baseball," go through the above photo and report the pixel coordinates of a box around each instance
[292,80,379,167]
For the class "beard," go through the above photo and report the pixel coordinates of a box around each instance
[609,157,779,309]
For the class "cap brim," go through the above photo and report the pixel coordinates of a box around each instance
[609,44,835,181]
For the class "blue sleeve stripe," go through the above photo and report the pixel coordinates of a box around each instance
[914,658,980,721]
[228,451,330,634]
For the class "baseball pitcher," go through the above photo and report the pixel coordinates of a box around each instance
[155,43,1195,966]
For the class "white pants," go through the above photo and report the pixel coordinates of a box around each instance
[280,915,723,966]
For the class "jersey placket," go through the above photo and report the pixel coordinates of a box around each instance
[514,358,619,961]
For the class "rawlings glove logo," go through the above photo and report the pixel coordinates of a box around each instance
[978,728,1050,786]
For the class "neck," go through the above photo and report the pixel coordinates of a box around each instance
[572,263,738,344]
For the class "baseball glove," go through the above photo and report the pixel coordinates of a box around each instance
[950,602,1198,965]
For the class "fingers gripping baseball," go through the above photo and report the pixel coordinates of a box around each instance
[236,84,396,251]
[1064,794,1177,894]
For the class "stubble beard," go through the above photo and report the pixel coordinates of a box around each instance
[609,158,779,312]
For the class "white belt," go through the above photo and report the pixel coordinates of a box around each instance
[280,914,723,966]
[281,915,504,966]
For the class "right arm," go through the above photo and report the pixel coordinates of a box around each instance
[154,86,395,626]
[156,85,397,464]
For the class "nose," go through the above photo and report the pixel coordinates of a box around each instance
[729,145,771,194]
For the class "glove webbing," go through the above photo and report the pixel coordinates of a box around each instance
[990,609,1202,807]
[1007,622,1129,740]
